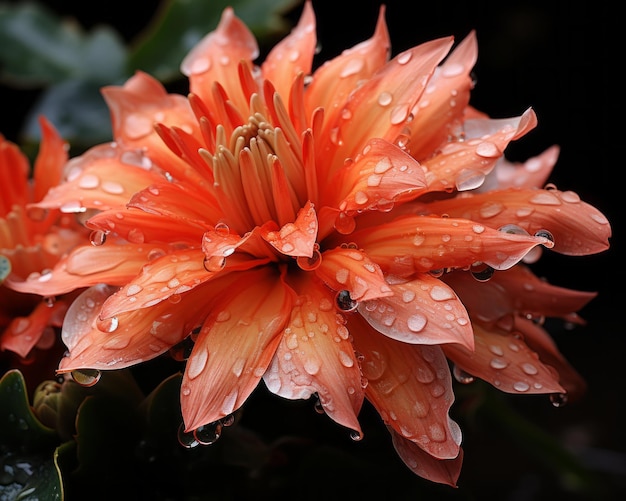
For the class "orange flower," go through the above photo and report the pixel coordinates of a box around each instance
[1,117,88,362]
[8,3,611,485]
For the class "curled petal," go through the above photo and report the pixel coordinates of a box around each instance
[422,108,538,192]
[315,246,392,302]
[260,201,318,257]
[181,268,293,431]
[421,187,611,255]
[355,214,553,276]
[6,243,166,296]
[359,274,473,349]
[333,138,426,211]
[443,322,565,395]
[57,282,215,372]
[264,274,364,434]
[391,429,464,487]
[350,315,461,459]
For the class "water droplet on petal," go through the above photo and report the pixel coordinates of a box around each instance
[89,229,107,246]
[335,290,357,312]
[71,368,101,387]
[194,422,223,445]
[204,255,226,272]
[453,365,475,384]
[349,429,363,441]
[177,423,200,449]
[97,316,119,333]
[297,246,322,270]
[550,393,568,407]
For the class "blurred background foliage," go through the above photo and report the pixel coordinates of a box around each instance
[0,0,623,500]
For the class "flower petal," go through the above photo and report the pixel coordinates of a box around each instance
[32,143,164,213]
[181,7,259,114]
[57,282,215,372]
[323,36,454,173]
[391,429,464,486]
[408,30,477,161]
[355,214,553,275]
[359,274,473,349]
[332,138,426,212]
[6,242,167,295]
[420,187,611,255]
[264,274,364,434]
[443,322,566,395]
[260,201,318,257]
[350,314,461,459]
[514,316,587,401]
[482,145,560,191]
[443,265,597,323]
[261,1,316,101]
[422,108,538,192]
[315,246,392,302]
[33,116,67,201]
[180,268,293,431]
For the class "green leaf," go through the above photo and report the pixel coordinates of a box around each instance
[0,370,58,453]
[0,2,127,87]
[128,0,302,82]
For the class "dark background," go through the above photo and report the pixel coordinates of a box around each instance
[1,0,622,499]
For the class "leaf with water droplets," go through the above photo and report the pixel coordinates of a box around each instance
[181,267,292,431]
[264,274,364,434]
[359,274,474,349]
[350,315,461,460]
[443,322,565,395]
[315,246,392,302]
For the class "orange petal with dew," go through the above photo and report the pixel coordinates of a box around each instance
[443,322,565,395]
[32,144,164,213]
[0,300,67,358]
[260,201,318,257]
[57,282,215,372]
[181,7,259,114]
[315,246,392,302]
[6,242,167,296]
[33,116,67,201]
[100,247,216,319]
[180,268,293,431]
[305,5,390,126]
[0,135,29,210]
[391,429,463,486]
[514,316,587,401]
[332,138,426,211]
[422,108,538,192]
[264,274,364,435]
[488,145,560,190]
[443,265,597,323]
[350,314,461,459]
[422,186,611,255]
[359,274,473,349]
[355,214,553,276]
[261,1,316,101]
[87,206,207,246]
[328,37,454,170]
[409,30,477,161]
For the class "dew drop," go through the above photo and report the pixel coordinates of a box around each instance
[453,365,475,384]
[96,316,119,333]
[470,262,495,282]
[550,393,568,407]
[513,381,530,392]
[194,422,223,445]
[89,229,107,246]
[334,212,356,234]
[71,368,101,387]
[349,429,363,441]
[407,314,427,332]
[335,290,357,312]
[204,255,226,272]
[177,423,200,449]
[296,247,322,270]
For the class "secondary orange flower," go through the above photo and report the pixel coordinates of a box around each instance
[8,2,611,485]
[1,117,86,362]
